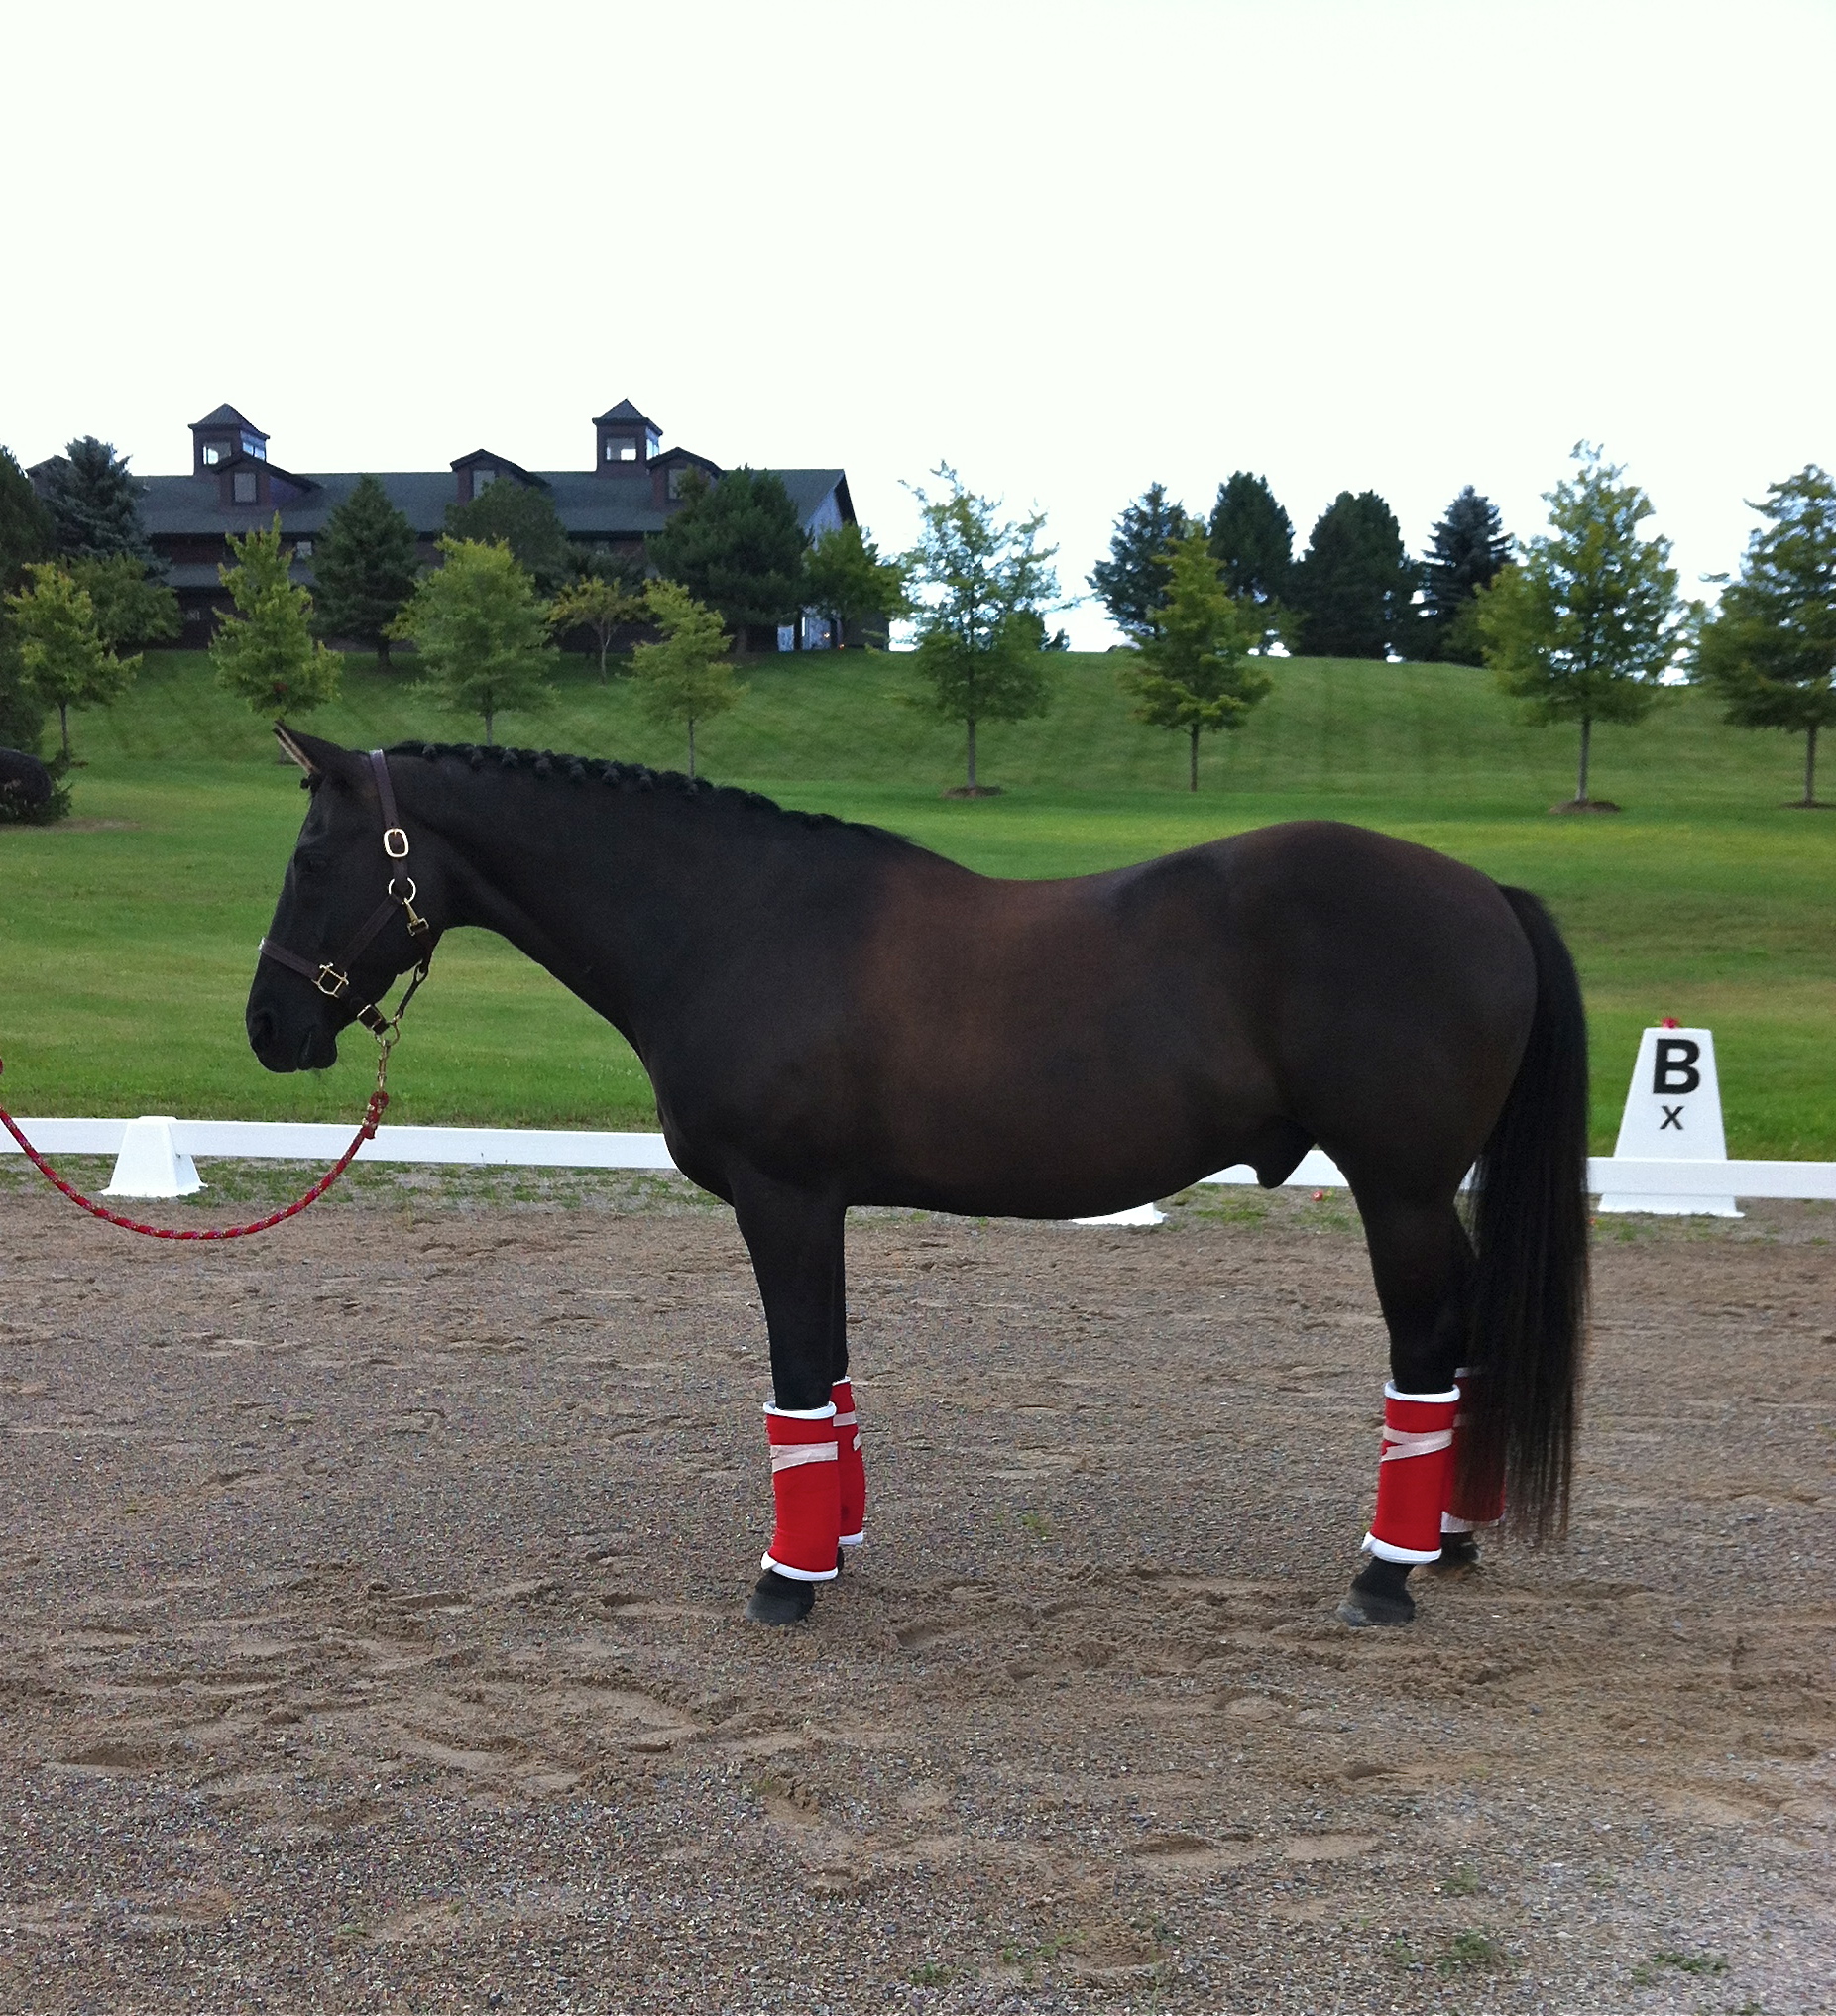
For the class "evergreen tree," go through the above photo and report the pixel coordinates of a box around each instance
[392,537,553,745]
[547,574,643,679]
[1208,472,1294,606]
[1289,490,1419,659]
[0,447,52,593]
[445,480,574,592]
[5,562,139,760]
[1477,443,1682,808]
[1089,483,1190,641]
[647,468,810,648]
[0,448,54,754]
[35,436,154,562]
[210,517,341,721]
[70,554,179,653]
[630,580,745,777]
[1695,464,1836,807]
[1421,486,1512,662]
[803,521,910,648]
[312,476,420,667]
[903,465,1059,793]
[1119,531,1272,790]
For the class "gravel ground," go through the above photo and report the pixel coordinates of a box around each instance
[0,1164,1830,2015]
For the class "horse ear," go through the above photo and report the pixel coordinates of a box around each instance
[274,724,358,780]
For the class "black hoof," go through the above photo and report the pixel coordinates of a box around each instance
[1338,1558,1417,1628]
[1431,1532,1482,1571]
[746,1568,815,1626]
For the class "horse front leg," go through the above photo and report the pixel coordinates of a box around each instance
[730,1169,848,1625]
[1339,1193,1473,1627]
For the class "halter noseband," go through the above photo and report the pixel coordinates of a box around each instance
[259,748,433,1038]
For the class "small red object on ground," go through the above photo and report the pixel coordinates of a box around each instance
[1312,1188,1326,1201]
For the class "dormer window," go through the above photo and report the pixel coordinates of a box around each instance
[233,470,258,504]
[474,467,495,494]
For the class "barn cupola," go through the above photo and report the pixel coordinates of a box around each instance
[593,399,661,474]
[190,404,268,475]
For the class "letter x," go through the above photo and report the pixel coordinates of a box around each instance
[1660,1104,1684,1131]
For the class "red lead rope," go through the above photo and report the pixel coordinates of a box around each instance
[0,1055,389,1241]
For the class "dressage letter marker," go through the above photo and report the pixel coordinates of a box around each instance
[102,1117,205,1200]
[1597,1025,1740,1217]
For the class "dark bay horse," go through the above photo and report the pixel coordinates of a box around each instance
[248,729,1588,1627]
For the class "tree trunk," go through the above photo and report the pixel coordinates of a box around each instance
[58,703,69,761]
[965,717,977,791]
[377,637,392,671]
[687,718,697,780]
[1189,726,1200,793]
[598,634,611,682]
[1806,723,1819,807]
[1575,714,1592,803]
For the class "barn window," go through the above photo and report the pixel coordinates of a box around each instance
[607,436,636,462]
[202,444,221,466]
[233,470,258,504]
[294,538,313,557]
[473,468,495,495]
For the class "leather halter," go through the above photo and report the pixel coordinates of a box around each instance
[259,749,433,1038]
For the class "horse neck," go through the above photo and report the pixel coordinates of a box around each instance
[401,764,757,1042]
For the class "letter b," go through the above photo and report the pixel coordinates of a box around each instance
[1653,1037,1701,1096]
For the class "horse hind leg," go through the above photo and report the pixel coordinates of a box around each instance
[1338,1193,1473,1628]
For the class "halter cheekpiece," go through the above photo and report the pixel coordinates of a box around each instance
[259,748,432,1038]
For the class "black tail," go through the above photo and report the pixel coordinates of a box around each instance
[1460,886,1590,1543]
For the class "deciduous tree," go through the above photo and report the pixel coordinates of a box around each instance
[392,537,552,745]
[312,476,420,667]
[1089,483,1190,641]
[34,436,154,562]
[630,580,744,777]
[1695,464,1836,807]
[445,480,574,593]
[1420,486,1512,662]
[5,562,139,760]
[903,466,1059,794]
[547,573,644,679]
[647,469,810,648]
[1119,532,1272,790]
[1288,490,1418,659]
[1477,443,1683,808]
[803,522,909,649]
[70,553,179,653]
[210,517,341,722]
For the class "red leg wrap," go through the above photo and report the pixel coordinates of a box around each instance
[1442,1364,1506,1532]
[1364,1383,1458,1564]
[761,1402,840,1582]
[832,1378,865,1548]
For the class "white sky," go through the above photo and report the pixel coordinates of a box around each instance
[7,1,1832,647]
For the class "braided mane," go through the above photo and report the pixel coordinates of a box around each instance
[383,741,916,852]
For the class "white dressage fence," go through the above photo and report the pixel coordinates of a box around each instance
[4,1116,1833,1207]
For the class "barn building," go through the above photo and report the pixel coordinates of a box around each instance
[125,401,855,645]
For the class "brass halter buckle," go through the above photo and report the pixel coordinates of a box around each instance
[315,963,352,999]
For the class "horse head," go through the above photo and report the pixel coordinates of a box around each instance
[246,726,440,1073]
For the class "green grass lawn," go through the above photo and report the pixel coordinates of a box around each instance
[1,648,1830,1156]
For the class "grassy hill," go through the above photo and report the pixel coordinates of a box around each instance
[2,648,1831,1157]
